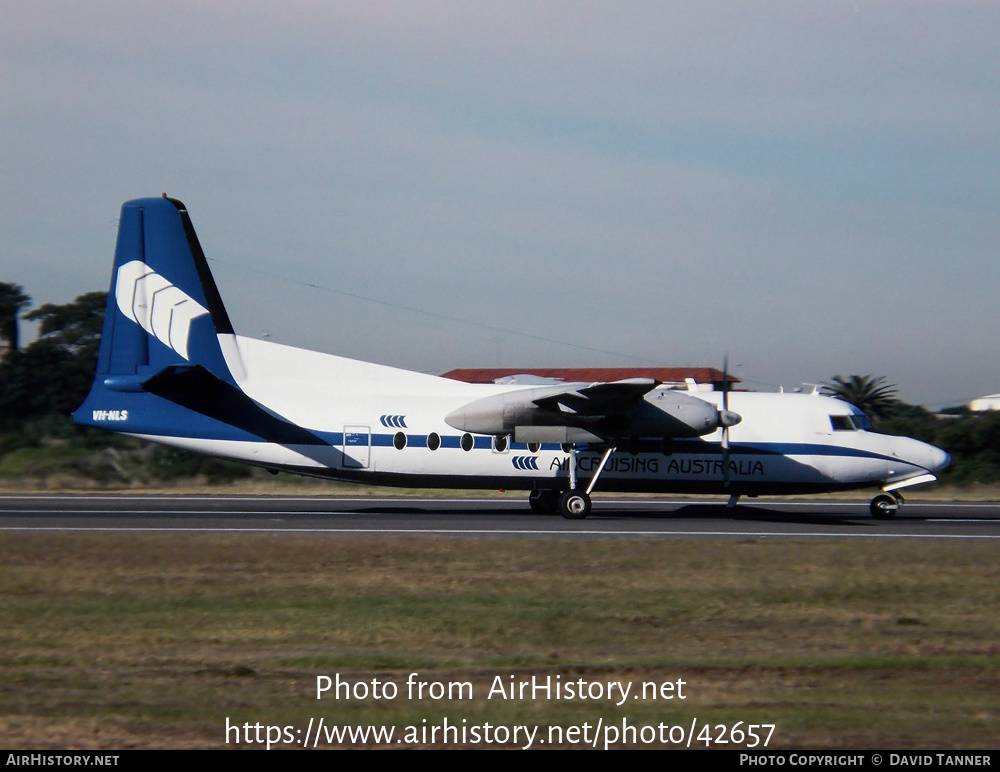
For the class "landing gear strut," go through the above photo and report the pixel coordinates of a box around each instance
[870,492,904,519]
[528,444,617,518]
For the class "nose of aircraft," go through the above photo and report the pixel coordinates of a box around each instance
[908,439,950,474]
[928,445,951,473]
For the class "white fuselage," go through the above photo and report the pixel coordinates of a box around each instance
[128,334,948,496]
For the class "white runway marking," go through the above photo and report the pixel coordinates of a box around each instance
[4,526,1000,540]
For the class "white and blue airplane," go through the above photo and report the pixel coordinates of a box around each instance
[73,196,950,519]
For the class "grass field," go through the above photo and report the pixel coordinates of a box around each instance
[1,531,998,749]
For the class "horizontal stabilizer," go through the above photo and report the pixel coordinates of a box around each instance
[142,365,325,446]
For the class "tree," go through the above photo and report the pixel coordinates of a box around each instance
[23,291,107,360]
[0,282,31,353]
[0,291,106,427]
[823,374,900,421]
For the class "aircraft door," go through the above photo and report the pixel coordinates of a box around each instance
[341,425,371,469]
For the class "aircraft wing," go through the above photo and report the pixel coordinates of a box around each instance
[445,377,720,442]
[531,378,658,414]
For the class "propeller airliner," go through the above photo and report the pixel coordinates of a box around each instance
[74,196,950,519]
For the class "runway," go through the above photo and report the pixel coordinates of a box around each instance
[2,494,1000,539]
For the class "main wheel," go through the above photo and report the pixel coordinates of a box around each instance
[558,491,592,519]
[528,489,559,514]
[870,494,899,519]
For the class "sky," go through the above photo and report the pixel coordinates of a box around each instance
[2,1,998,407]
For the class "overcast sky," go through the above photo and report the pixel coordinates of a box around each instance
[2,2,997,406]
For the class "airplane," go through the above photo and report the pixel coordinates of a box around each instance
[73,196,951,519]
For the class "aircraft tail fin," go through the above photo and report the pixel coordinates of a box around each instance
[95,196,234,379]
[74,196,245,434]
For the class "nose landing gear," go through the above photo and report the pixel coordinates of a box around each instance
[870,492,904,519]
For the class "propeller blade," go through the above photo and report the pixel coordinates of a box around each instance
[717,353,741,427]
[721,354,732,487]
[722,353,730,414]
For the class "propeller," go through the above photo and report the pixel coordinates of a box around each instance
[718,354,742,486]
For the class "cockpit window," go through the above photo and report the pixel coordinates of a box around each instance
[830,413,873,431]
[830,415,855,431]
[850,412,873,431]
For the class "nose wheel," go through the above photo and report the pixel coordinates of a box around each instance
[870,492,904,519]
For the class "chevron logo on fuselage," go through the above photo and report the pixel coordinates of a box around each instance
[115,260,208,360]
[512,456,539,470]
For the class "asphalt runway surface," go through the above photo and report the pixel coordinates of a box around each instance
[2,494,1000,539]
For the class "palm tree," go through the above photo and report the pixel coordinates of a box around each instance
[0,282,31,355]
[823,374,900,421]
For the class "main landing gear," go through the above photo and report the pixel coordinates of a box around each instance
[558,490,591,519]
[870,491,904,519]
[529,444,617,519]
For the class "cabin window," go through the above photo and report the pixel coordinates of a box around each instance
[427,432,441,451]
[393,432,406,450]
[494,435,509,453]
[461,433,474,452]
[528,442,541,453]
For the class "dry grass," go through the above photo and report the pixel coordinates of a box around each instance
[2,533,998,749]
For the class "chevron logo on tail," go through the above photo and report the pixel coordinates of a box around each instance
[115,259,208,360]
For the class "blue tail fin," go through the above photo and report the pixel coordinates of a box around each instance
[75,196,325,445]
[73,197,244,436]
[94,196,234,382]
